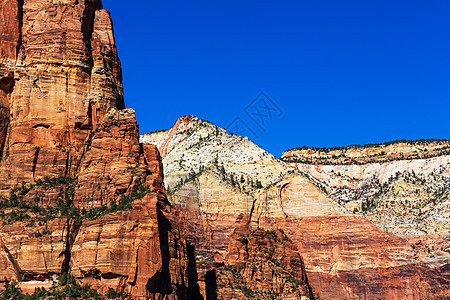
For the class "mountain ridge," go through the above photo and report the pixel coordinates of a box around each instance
[141,115,450,299]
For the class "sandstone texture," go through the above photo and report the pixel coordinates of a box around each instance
[0,0,124,192]
[216,216,314,300]
[289,148,450,236]
[143,117,450,300]
[0,1,196,299]
[282,140,450,164]
[281,141,450,298]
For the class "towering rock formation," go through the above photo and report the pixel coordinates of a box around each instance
[0,0,123,192]
[141,116,316,299]
[142,116,450,300]
[0,1,196,298]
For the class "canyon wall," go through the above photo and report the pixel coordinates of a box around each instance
[289,152,450,236]
[143,116,450,299]
[0,1,196,298]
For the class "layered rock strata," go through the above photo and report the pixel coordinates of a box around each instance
[0,1,196,299]
[282,140,450,164]
[288,149,450,236]
[0,0,124,192]
[143,116,450,300]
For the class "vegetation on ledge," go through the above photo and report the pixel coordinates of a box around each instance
[285,138,450,153]
[0,175,151,226]
[0,273,131,300]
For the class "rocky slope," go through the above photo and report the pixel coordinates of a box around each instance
[142,116,317,299]
[285,143,450,236]
[282,141,450,299]
[142,116,450,299]
[140,115,295,191]
[283,139,450,164]
[0,1,196,299]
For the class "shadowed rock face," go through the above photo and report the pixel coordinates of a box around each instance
[0,1,198,298]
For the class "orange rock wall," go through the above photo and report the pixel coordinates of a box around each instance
[0,1,198,299]
[0,0,124,191]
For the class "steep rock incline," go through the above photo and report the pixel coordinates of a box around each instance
[140,115,295,190]
[142,117,318,299]
[0,116,195,299]
[260,215,450,300]
[0,1,196,299]
[215,216,314,300]
[282,141,450,298]
[143,117,450,299]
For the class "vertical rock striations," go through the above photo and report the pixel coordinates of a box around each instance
[0,1,196,299]
[0,0,124,191]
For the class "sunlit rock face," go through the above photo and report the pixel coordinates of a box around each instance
[0,2,196,298]
[143,117,450,299]
[291,156,450,236]
[0,0,124,192]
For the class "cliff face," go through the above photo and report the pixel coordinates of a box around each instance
[282,140,450,164]
[142,117,450,300]
[287,148,450,237]
[0,0,123,192]
[142,116,316,299]
[0,1,195,299]
[216,216,315,300]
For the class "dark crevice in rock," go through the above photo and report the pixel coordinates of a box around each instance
[248,196,257,226]
[80,268,101,280]
[0,75,15,94]
[278,182,290,217]
[101,272,122,280]
[64,152,70,176]
[21,271,51,282]
[187,242,203,299]
[31,146,40,177]
[0,238,22,282]
[81,1,99,72]
[60,219,82,274]
[74,121,91,130]
[0,75,13,161]
[32,124,50,129]
[16,0,24,61]
[75,131,94,173]
[0,109,10,162]
[204,269,217,300]
[94,0,103,9]
[146,210,173,295]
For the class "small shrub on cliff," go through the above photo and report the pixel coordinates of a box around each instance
[0,276,132,299]
[58,271,76,286]
[0,280,23,300]
[256,180,263,189]
[0,175,150,225]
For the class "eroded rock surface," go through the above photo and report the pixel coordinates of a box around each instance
[0,0,124,191]
[0,1,196,299]
[143,117,450,300]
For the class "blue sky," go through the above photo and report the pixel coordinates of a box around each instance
[103,1,450,157]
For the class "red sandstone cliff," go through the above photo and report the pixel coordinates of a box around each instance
[0,0,124,191]
[0,1,196,298]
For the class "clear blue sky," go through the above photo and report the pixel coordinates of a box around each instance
[103,1,450,157]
